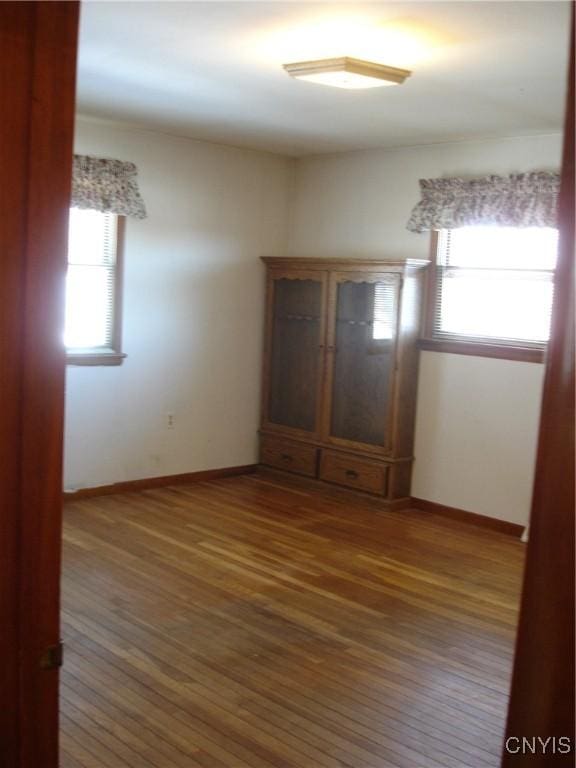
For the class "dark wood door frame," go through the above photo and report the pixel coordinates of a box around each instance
[0,4,79,766]
[502,16,575,767]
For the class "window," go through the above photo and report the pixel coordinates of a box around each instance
[65,208,125,365]
[422,226,559,362]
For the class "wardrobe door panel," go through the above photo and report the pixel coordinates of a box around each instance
[324,272,401,453]
[264,270,327,437]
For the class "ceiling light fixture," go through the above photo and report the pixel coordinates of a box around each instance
[283,57,412,90]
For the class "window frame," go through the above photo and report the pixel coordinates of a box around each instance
[65,212,127,367]
[419,230,548,364]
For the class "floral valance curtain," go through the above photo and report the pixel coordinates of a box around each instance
[71,155,147,219]
[406,171,560,233]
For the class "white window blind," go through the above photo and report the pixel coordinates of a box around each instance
[433,226,558,348]
[372,280,398,340]
[65,209,118,350]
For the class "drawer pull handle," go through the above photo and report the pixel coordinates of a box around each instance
[281,453,293,462]
[345,469,358,478]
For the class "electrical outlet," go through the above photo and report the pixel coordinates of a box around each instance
[166,412,175,429]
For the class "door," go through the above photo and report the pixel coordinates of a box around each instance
[322,271,402,455]
[262,269,328,440]
[501,19,574,765]
[0,4,79,767]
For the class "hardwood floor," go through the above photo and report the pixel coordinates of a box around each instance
[60,472,525,768]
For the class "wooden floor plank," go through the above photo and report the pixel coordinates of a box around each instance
[61,473,524,768]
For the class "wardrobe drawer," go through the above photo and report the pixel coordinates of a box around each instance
[320,450,388,495]
[260,436,318,478]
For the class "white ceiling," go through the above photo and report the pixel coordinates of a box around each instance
[77,1,571,157]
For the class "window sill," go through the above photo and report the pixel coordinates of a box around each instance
[66,351,126,367]
[418,338,545,363]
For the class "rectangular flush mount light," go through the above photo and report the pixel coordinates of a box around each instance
[283,57,412,90]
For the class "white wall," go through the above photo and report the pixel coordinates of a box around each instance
[64,118,292,490]
[290,134,562,526]
[414,353,545,525]
[66,125,561,527]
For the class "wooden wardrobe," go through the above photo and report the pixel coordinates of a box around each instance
[259,257,428,506]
